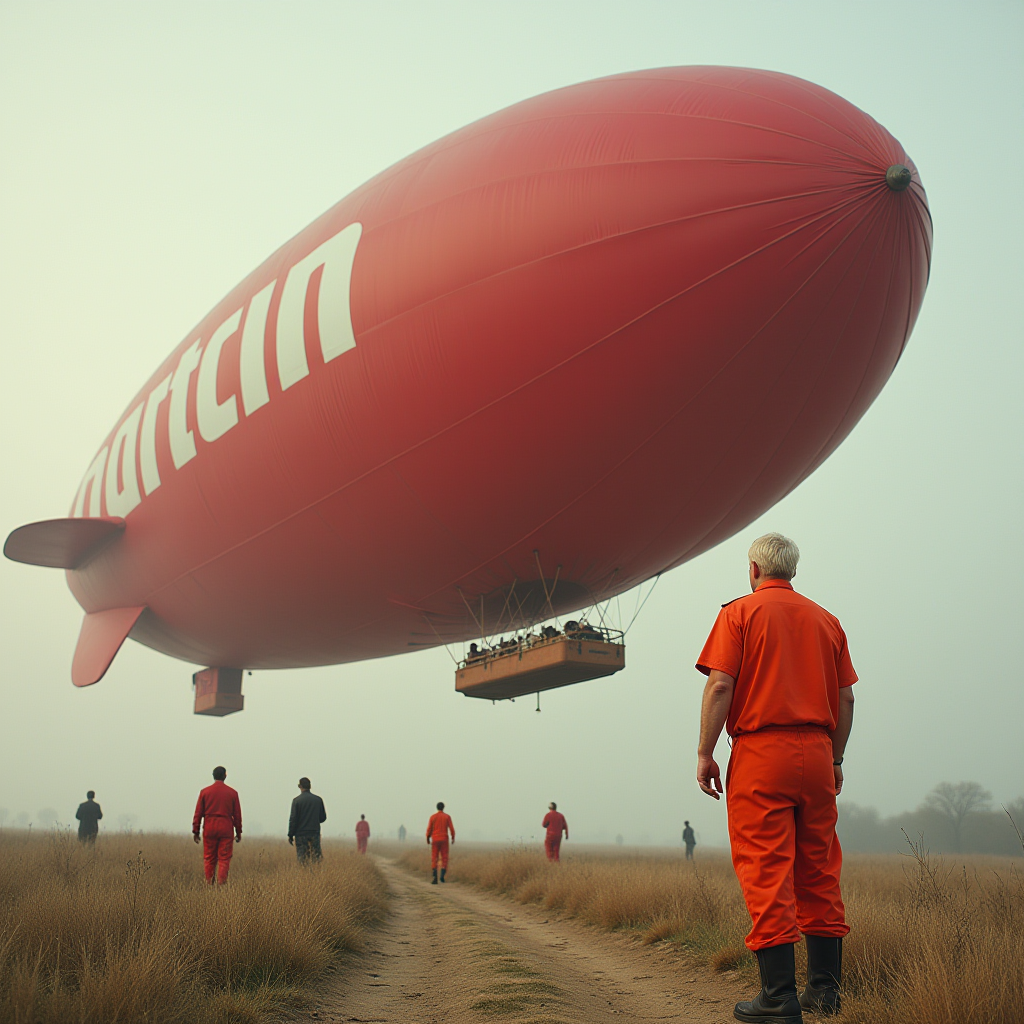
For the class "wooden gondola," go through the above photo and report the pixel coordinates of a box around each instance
[455,627,625,701]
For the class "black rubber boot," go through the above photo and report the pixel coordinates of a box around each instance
[440,868,446,883]
[799,936,841,1016]
[734,943,803,1023]
[431,868,438,884]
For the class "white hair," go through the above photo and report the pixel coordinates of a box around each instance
[748,533,800,580]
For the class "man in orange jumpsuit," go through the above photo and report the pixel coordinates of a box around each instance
[426,801,455,884]
[192,765,242,885]
[542,802,568,861]
[696,534,855,1022]
[355,814,370,854]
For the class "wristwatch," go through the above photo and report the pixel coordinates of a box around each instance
[833,757,844,766]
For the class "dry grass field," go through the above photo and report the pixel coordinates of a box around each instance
[0,829,387,1024]
[398,836,1024,1024]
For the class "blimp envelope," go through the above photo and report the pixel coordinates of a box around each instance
[5,66,931,705]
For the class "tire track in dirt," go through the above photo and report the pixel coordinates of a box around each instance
[285,858,748,1023]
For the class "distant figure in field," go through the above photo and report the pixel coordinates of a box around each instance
[682,820,696,860]
[398,823,407,843]
[426,802,455,884]
[192,766,242,884]
[288,777,327,864]
[356,814,370,854]
[542,802,568,861]
[696,533,854,1020]
[75,791,102,844]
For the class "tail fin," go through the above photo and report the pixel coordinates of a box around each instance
[72,606,146,687]
[4,517,125,570]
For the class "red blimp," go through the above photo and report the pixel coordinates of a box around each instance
[5,66,931,713]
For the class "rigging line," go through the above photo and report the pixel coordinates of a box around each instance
[533,550,561,622]
[456,587,484,638]
[510,586,531,632]
[623,574,662,636]
[494,578,519,638]
[421,613,459,665]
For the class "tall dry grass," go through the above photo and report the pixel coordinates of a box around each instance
[399,838,1024,1024]
[0,829,387,1024]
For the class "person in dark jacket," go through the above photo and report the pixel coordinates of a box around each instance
[682,820,696,860]
[76,791,102,844]
[288,777,327,863]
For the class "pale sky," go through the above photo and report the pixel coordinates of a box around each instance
[0,2,1021,847]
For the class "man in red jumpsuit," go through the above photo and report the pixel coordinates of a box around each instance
[426,802,455,884]
[542,802,568,861]
[696,534,855,1022]
[192,765,242,885]
[355,814,370,854]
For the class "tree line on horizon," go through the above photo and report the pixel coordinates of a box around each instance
[838,781,1024,856]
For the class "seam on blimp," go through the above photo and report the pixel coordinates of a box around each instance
[144,178,894,608]
[668,201,896,566]
[628,198,892,575]
[413,193,888,613]
[359,182,863,342]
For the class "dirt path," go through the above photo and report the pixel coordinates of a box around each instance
[286,858,748,1024]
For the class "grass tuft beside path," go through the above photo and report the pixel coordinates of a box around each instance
[398,842,1024,1024]
[0,829,387,1024]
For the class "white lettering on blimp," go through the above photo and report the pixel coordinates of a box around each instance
[276,221,362,390]
[71,221,363,521]
[197,307,243,443]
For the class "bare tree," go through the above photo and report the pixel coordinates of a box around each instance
[925,781,992,851]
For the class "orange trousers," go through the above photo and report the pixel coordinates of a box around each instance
[726,727,849,951]
[203,830,234,884]
[430,838,449,869]
[357,836,368,854]
[544,836,561,862]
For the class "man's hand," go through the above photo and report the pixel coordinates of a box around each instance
[235,833,242,843]
[288,836,294,845]
[426,837,431,845]
[696,670,734,801]
[193,833,200,844]
[833,764,844,795]
[697,753,723,800]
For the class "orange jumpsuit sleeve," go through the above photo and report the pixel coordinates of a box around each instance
[232,791,242,834]
[447,815,455,840]
[696,605,743,677]
[542,812,551,830]
[192,791,205,834]
[836,626,858,687]
[426,813,435,841]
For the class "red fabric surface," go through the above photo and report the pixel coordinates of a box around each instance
[192,780,242,835]
[726,728,848,950]
[203,834,234,884]
[430,838,449,869]
[58,68,931,679]
[696,580,857,736]
[544,836,562,862]
[426,812,455,841]
[542,811,568,839]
